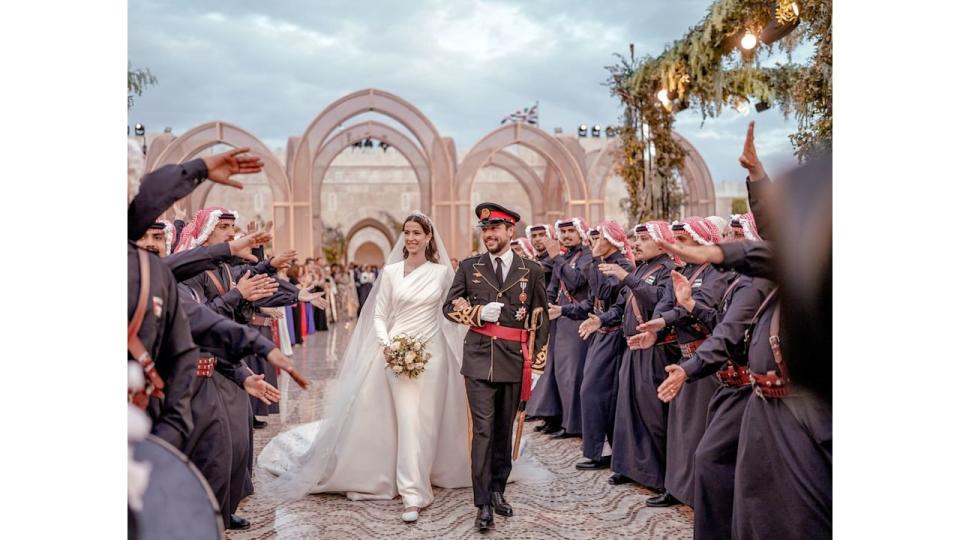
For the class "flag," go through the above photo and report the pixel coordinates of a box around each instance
[500,102,539,126]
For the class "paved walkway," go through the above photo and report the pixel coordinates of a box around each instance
[228,322,694,539]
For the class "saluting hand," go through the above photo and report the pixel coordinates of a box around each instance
[578,314,602,340]
[655,239,724,265]
[201,147,264,189]
[626,331,657,350]
[266,348,309,389]
[671,271,695,311]
[270,250,297,270]
[657,365,688,402]
[229,231,272,262]
[243,373,281,404]
[638,318,666,333]
[236,271,279,301]
[599,263,628,282]
[738,121,767,182]
[544,237,563,258]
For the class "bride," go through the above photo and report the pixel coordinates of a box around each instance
[259,212,472,522]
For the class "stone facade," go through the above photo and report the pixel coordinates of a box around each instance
[135,133,708,263]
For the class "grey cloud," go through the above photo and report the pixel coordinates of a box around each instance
[129,0,808,188]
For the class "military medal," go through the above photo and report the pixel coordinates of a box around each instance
[518,277,528,303]
[515,306,527,321]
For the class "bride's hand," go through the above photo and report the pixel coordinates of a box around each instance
[383,347,392,363]
[452,297,470,311]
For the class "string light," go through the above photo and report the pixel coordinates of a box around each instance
[735,100,750,116]
[740,31,758,50]
[657,88,670,104]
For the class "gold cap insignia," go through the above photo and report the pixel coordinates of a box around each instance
[480,208,491,220]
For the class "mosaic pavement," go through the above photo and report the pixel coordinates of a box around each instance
[227,322,694,539]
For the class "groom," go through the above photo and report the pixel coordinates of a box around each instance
[443,202,549,531]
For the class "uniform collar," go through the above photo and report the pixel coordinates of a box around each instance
[488,247,514,271]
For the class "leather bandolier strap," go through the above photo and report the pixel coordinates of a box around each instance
[129,249,165,409]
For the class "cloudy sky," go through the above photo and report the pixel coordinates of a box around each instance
[128,0,811,185]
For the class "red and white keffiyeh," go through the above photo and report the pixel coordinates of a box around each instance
[525,223,554,240]
[175,206,238,252]
[672,216,715,246]
[510,238,536,258]
[641,220,683,265]
[554,217,590,245]
[597,220,634,264]
[159,220,175,256]
[730,212,761,241]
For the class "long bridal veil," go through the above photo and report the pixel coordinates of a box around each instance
[265,212,550,502]
[265,212,468,501]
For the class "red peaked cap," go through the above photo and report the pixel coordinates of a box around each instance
[476,202,521,226]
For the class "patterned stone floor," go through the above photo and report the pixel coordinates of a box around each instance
[228,322,693,539]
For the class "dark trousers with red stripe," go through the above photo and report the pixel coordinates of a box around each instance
[464,376,521,507]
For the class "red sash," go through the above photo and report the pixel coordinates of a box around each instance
[470,323,533,400]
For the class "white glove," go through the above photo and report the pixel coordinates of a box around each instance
[480,302,504,322]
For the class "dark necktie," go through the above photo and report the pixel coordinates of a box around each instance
[495,256,504,288]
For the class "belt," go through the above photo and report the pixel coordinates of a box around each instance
[750,371,791,398]
[679,339,706,359]
[716,361,751,387]
[196,357,217,378]
[598,325,622,335]
[249,314,273,327]
[470,323,532,398]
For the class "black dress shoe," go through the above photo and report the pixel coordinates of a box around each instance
[491,492,513,517]
[550,429,576,439]
[608,473,633,485]
[228,515,251,530]
[542,422,562,435]
[645,492,681,507]
[475,505,494,531]
[253,418,267,429]
[575,456,611,470]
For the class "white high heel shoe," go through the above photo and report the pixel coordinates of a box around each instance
[401,507,419,523]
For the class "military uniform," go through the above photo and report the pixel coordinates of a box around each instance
[547,237,594,436]
[566,240,633,466]
[442,204,549,523]
[610,251,676,489]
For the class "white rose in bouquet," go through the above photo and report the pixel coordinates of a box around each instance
[404,351,416,365]
[413,342,422,352]
[414,362,424,369]
[390,341,401,352]
[392,365,403,373]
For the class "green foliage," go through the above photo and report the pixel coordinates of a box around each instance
[731,197,749,215]
[128,63,158,109]
[606,0,832,220]
[322,225,347,265]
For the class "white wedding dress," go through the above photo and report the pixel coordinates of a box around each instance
[260,240,473,509]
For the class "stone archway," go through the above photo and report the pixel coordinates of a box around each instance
[345,217,397,246]
[588,133,716,221]
[149,121,294,251]
[311,121,429,255]
[452,122,589,255]
[289,89,455,257]
[486,151,546,223]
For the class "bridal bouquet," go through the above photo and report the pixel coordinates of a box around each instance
[384,333,431,379]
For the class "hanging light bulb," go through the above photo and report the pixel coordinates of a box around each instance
[740,31,758,50]
[656,88,670,104]
[735,99,750,116]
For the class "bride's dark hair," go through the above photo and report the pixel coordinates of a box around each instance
[402,214,439,263]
